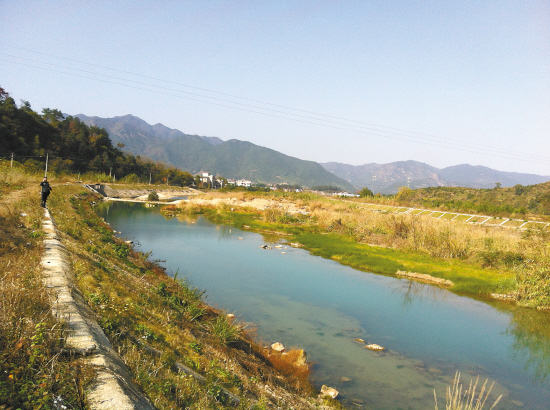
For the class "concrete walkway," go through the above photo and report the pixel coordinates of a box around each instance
[351,201,549,230]
[41,208,155,410]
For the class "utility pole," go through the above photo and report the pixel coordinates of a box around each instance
[407,177,411,188]
[149,173,151,185]
[372,175,376,194]
[44,153,49,177]
[11,153,13,168]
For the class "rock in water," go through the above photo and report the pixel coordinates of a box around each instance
[365,344,385,351]
[271,342,285,352]
[320,385,339,399]
[294,349,308,367]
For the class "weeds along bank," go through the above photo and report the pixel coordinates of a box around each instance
[1,171,337,409]
[1,168,90,408]
[178,191,549,307]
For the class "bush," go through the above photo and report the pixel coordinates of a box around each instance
[148,191,159,201]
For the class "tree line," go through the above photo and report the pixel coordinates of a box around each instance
[0,86,194,186]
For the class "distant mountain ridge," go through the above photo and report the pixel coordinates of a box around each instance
[75,114,355,190]
[74,114,550,194]
[321,161,550,193]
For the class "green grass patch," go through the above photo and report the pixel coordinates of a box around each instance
[294,233,514,294]
[198,207,515,295]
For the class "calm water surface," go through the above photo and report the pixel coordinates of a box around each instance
[98,202,550,409]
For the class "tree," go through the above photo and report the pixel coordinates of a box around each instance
[359,187,374,197]
[0,86,8,101]
[42,108,64,126]
[396,186,413,201]
[514,184,524,196]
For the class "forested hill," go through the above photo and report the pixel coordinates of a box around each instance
[0,87,193,185]
[76,114,355,190]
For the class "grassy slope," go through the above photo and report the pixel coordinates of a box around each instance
[393,182,550,220]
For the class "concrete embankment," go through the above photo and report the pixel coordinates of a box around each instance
[41,208,155,410]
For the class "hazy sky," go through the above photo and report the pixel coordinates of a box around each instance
[1,1,549,175]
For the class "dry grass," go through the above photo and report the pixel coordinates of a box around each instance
[0,167,90,408]
[311,204,524,261]
[515,231,550,309]
[263,349,312,394]
[434,372,502,410]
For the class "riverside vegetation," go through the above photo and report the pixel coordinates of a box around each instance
[174,190,549,309]
[1,164,338,410]
[2,165,518,410]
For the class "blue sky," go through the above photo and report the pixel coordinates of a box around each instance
[1,1,549,174]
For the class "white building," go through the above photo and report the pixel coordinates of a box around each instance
[199,172,224,189]
[236,179,252,188]
[333,192,359,197]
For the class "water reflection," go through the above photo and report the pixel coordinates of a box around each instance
[393,279,451,308]
[508,307,550,381]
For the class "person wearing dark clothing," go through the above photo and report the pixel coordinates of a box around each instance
[40,177,52,208]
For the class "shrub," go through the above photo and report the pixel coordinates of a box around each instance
[208,316,243,345]
[148,191,159,201]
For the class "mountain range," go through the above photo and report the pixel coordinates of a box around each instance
[321,161,550,193]
[75,114,355,190]
[75,114,550,193]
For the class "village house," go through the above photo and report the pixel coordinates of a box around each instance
[199,172,224,189]
[236,179,252,188]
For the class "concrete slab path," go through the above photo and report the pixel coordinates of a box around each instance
[41,208,155,410]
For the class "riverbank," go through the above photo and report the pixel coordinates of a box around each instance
[0,169,340,409]
[175,192,532,298]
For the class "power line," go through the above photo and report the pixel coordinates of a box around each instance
[3,43,546,163]
[1,49,549,167]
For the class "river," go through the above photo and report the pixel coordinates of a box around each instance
[97,201,550,409]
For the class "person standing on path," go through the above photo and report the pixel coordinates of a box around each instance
[40,176,52,208]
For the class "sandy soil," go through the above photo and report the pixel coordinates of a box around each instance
[187,196,309,214]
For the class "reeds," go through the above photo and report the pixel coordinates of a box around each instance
[434,372,502,410]
[310,203,524,262]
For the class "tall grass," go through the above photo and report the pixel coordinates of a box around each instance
[434,372,502,410]
[310,202,524,263]
[515,230,550,309]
